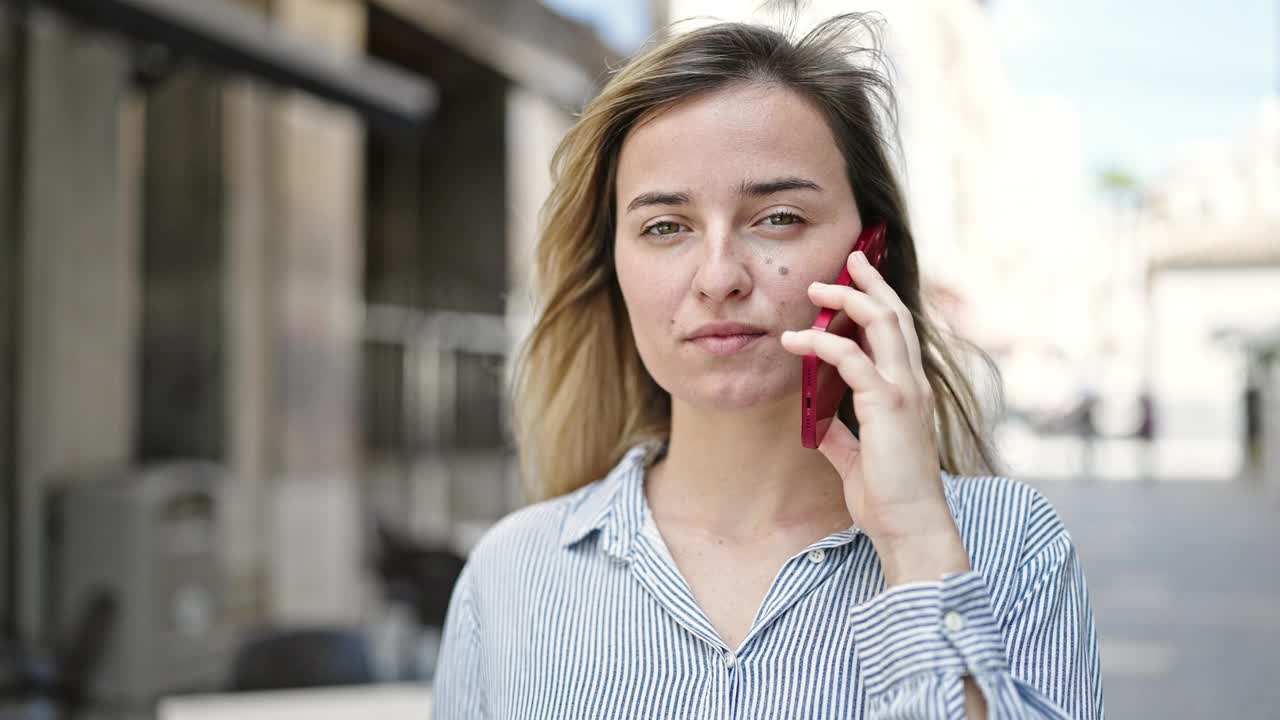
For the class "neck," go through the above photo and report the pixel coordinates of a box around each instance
[646,392,852,542]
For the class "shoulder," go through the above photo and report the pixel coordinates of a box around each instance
[941,473,1090,619]
[942,472,1073,568]
[458,443,655,600]
[467,481,598,559]
[459,477,608,584]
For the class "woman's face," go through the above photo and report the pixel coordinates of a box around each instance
[614,82,863,411]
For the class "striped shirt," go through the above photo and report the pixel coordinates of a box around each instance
[433,442,1103,719]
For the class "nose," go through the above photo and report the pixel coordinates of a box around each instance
[691,232,754,303]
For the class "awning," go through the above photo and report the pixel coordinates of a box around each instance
[39,0,439,132]
[1149,220,1280,272]
[374,0,607,112]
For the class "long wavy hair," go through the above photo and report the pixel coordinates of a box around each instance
[512,14,1003,501]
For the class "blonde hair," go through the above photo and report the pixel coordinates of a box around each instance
[513,14,1003,501]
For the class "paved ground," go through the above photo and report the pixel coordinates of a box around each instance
[1031,476,1280,719]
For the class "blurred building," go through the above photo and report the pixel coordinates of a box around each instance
[1137,98,1280,481]
[0,0,619,701]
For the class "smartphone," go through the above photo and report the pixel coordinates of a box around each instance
[801,221,888,449]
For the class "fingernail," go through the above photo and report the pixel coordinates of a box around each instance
[854,251,868,265]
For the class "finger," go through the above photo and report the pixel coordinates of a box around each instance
[807,281,913,385]
[781,327,890,394]
[847,252,929,386]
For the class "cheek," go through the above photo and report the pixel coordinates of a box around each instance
[615,260,682,393]
[771,245,850,320]
[763,264,824,327]
[616,248,680,333]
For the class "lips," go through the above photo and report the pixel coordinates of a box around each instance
[688,333,765,355]
[685,322,768,356]
[686,322,768,340]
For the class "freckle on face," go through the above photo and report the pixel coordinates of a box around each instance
[778,266,789,276]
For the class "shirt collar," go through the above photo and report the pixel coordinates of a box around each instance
[558,441,662,561]
[941,469,965,521]
[559,441,969,560]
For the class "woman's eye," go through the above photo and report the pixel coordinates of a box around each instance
[643,221,684,236]
[763,212,803,227]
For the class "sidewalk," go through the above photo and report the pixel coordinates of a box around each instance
[1031,476,1280,718]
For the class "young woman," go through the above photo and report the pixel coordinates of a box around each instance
[433,15,1102,719]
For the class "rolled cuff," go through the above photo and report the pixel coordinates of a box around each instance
[849,571,1010,697]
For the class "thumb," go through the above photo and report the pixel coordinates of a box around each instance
[817,415,862,481]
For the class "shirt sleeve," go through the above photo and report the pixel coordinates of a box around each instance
[431,565,485,719]
[848,533,1102,719]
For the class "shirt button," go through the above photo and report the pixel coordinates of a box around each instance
[806,549,827,563]
[944,611,966,632]
[721,651,737,669]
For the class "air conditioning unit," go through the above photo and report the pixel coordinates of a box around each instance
[47,462,233,711]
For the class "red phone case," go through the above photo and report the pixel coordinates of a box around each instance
[801,222,887,448]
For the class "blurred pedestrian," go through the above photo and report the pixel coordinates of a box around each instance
[1136,388,1156,481]
[434,14,1101,720]
[1245,354,1265,476]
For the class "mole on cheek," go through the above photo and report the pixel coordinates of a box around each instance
[765,257,774,265]
[778,266,789,276]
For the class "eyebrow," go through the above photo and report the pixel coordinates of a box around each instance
[623,176,823,215]
[738,177,823,197]
[625,190,691,214]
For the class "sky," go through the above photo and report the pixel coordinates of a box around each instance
[543,0,1278,186]
[542,0,655,51]
[989,0,1277,185]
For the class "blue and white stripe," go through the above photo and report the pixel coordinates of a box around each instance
[433,443,1103,719]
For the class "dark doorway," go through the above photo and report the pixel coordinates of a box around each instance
[364,3,509,316]
[136,64,227,462]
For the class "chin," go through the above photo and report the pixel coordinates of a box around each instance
[671,369,796,412]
